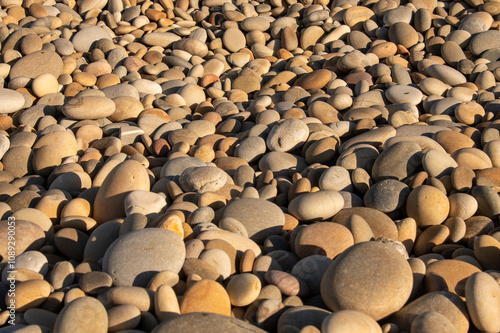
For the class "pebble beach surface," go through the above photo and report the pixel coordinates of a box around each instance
[0,0,499,331]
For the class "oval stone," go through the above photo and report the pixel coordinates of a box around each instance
[288,190,344,222]
[62,96,116,120]
[321,241,413,320]
[103,228,185,287]
[54,297,108,333]
[220,198,284,244]
[93,160,150,224]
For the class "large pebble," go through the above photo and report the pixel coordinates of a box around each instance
[406,185,450,227]
[93,160,149,224]
[180,280,231,316]
[221,198,284,244]
[152,313,267,333]
[103,228,185,287]
[465,272,500,332]
[54,297,108,333]
[288,190,344,222]
[179,166,227,194]
[0,89,25,114]
[321,241,413,320]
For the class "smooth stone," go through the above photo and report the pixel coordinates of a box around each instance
[9,50,63,80]
[278,306,331,333]
[474,235,500,271]
[259,151,308,178]
[425,259,481,298]
[179,166,227,194]
[107,304,141,332]
[469,30,500,56]
[426,64,467,86]
[291,255,332,296]
[180,280,231,316]
[220,198,284,244]
[391,291,469,333]
[124,190,166,220]
[0,220,45,262]
[319,166,353,192]
[333,207,398,239]
[93,160,150,224]
[72,26,112,52]
[222,28,246,53]
[294,222,353,259]
[79,271,113,294]
[288,190,344,222]
[321,241,413,320]
[151,313,267,333]
[371,141,422,182]
[364,179,410,213]
[266,118,309,152]
[84,220,121,262]
[388,22,419,48]
[385,85,423,105]
[0,89,25,114]
[226,273,261,307]
[107,286,151,312]
[293,69,333,90]
[103,228,185,287]
[339,126,396,153]
[54,297,108,333]
[422,149,458,178]
[465,272,500,332]
[406,185,450,227]
[142,32,181,47]
[199,248,231,280]
[410,311,458,333]
[198,229,261,256]
[2,146,34,178]
[53,228,89,261]
[32,131,77,159]
[321,310,382,333]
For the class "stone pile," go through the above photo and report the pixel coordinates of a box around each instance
[0,0,498,331]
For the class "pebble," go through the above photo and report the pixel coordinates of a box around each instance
[288,190,344,222]
[321,310,382,333]
[103,228,185,287]
[54,297,108,333]
[406,185,450,227]
[180,279,231,316]
[321,241,413,320]
[93,160,149,224]
[0,88,25,114]
[220,198,284,244]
